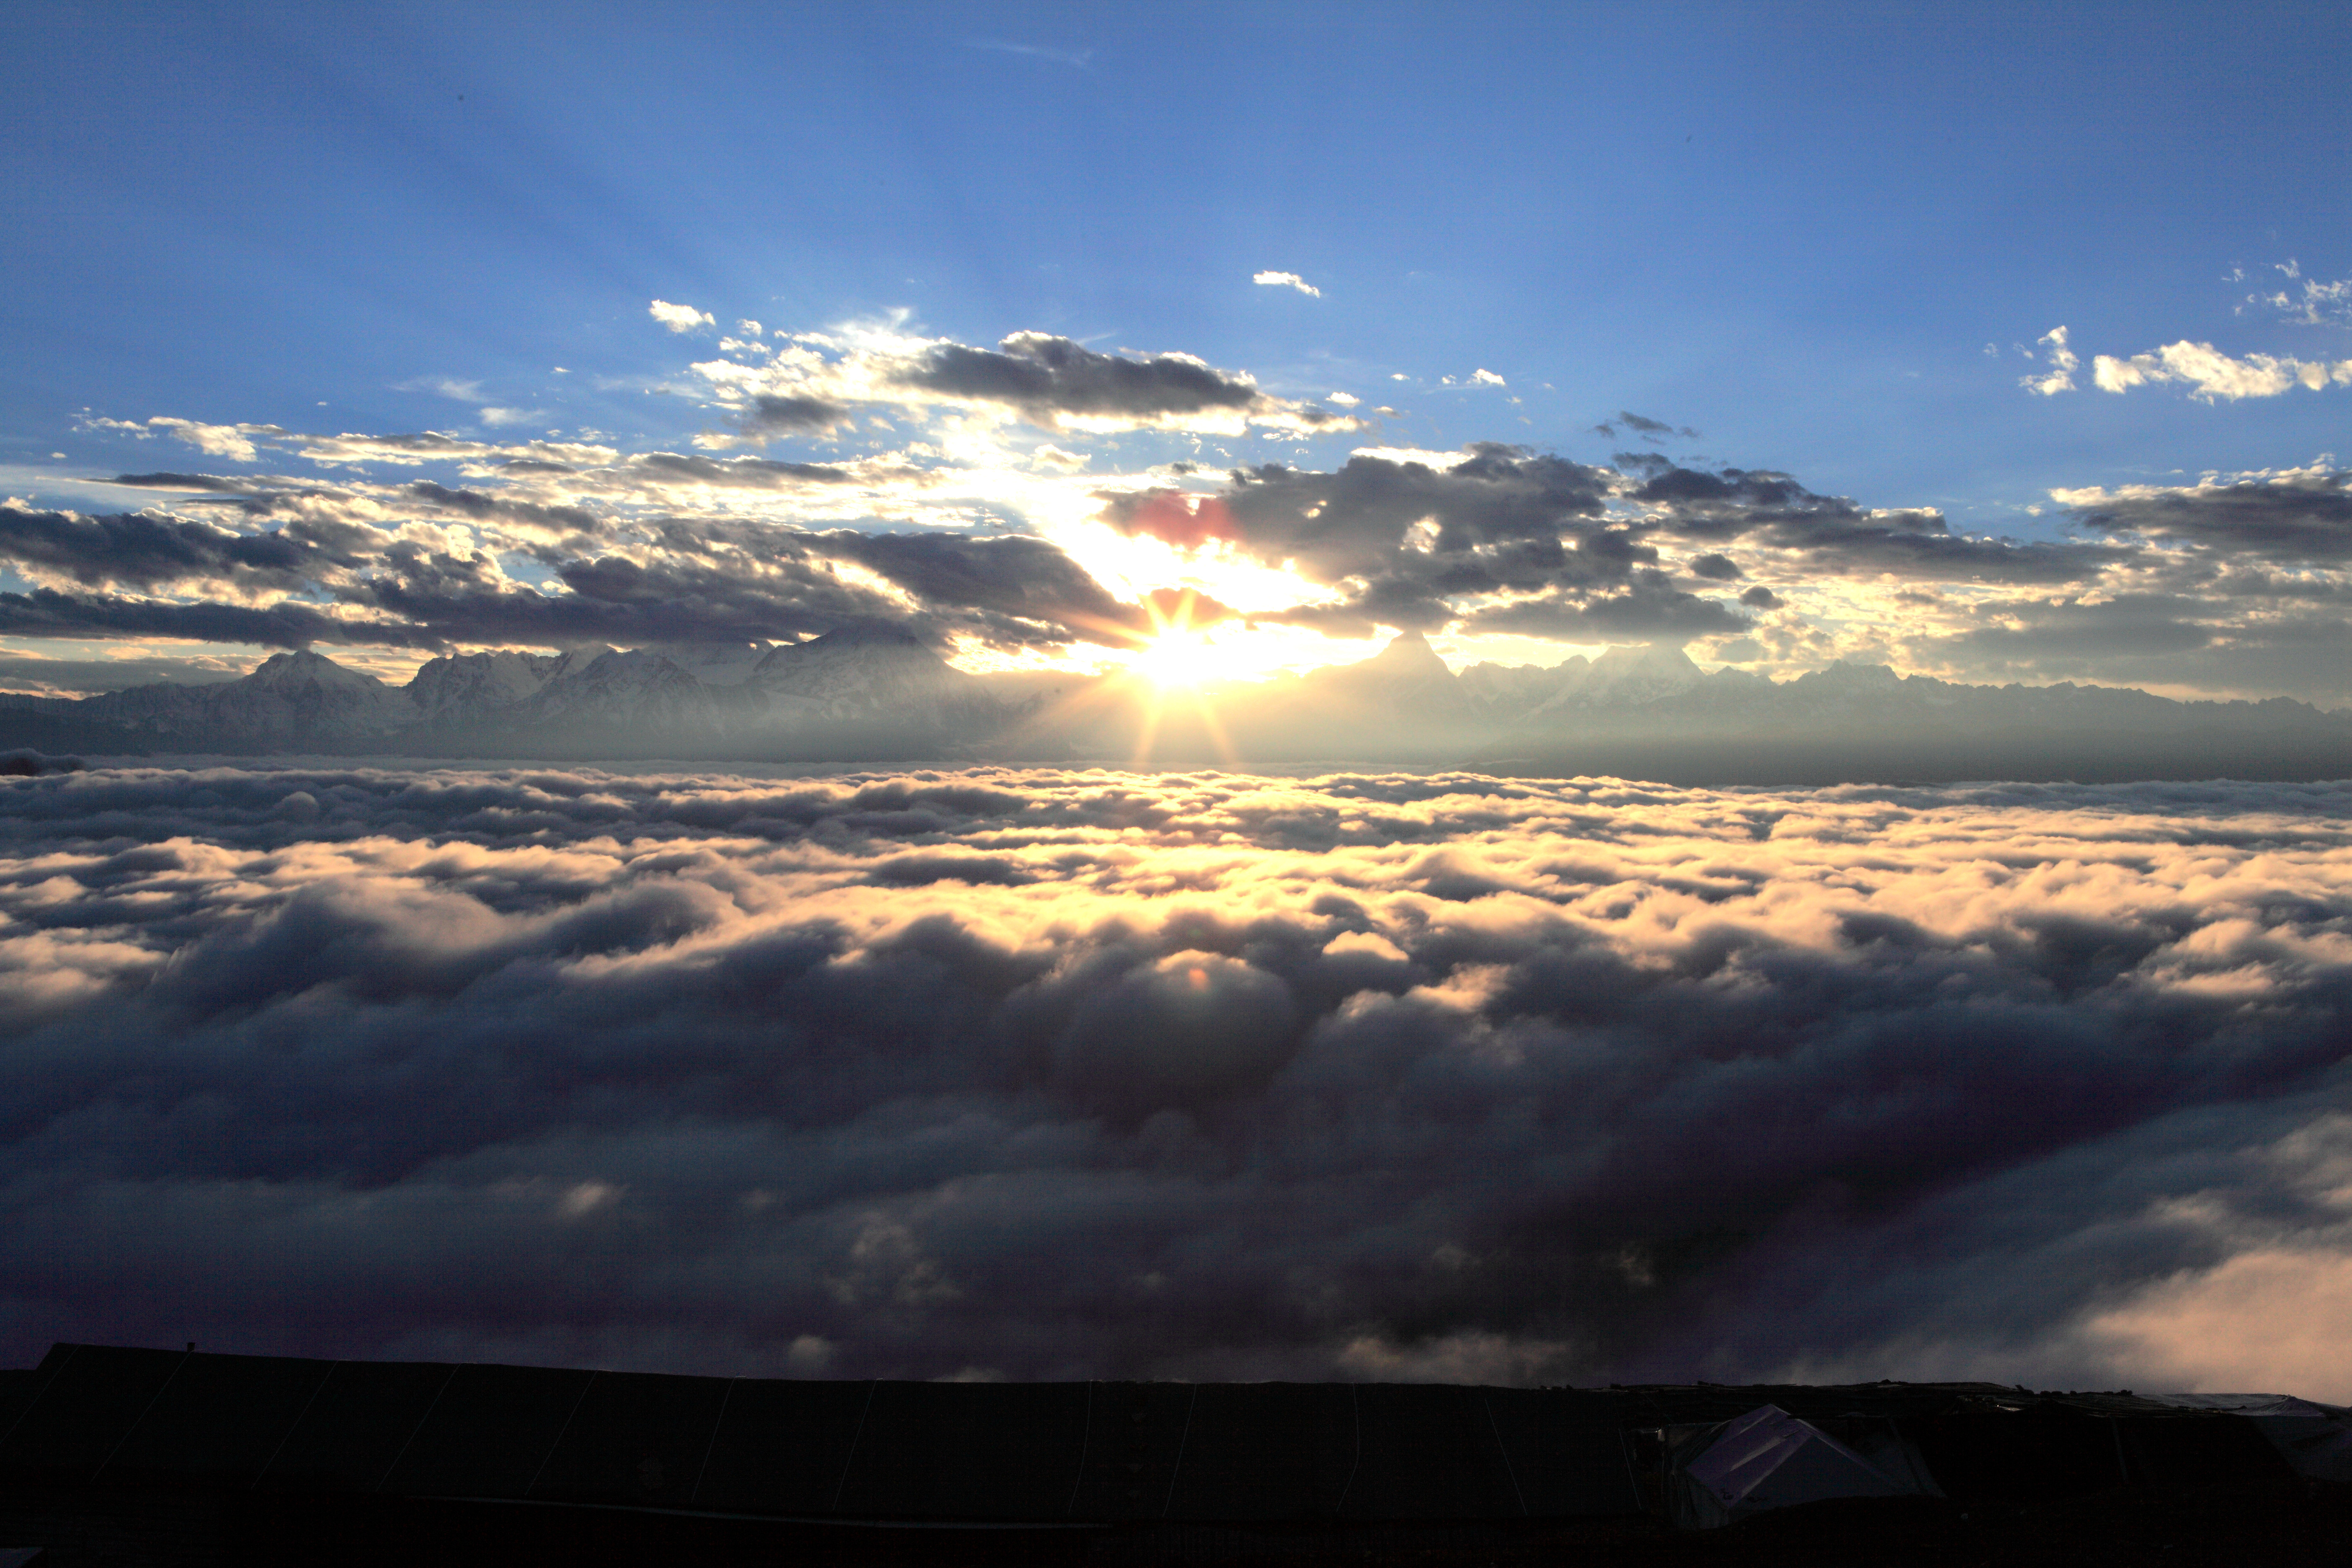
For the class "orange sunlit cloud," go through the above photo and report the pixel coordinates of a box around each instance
[1122,490,1238,549]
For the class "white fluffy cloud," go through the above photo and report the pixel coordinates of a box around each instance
[649,299,717,333]
[2093,339,2352,400]
[2020,326,2078,396]
[1253,270,1321,297]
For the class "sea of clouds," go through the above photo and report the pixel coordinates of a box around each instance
[3,761,2349,1395]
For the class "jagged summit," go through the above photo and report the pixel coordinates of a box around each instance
[752,625,998,724]
[405,649,556,725]
[663,640,778,688]
[1362,628,1452,677]
[245,648,384,691]
[1573,642,1704,705]
[519,648,716,730]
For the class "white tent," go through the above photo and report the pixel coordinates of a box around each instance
[1668,1404,1938,1530]
[2144,1394,2352,1484]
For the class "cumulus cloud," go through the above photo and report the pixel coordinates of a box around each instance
[1253,271,1321,297]
[2092,340,2352,400]
[2021,326,2079,396]
[649,299,716,333]
[2,763,2347,1391]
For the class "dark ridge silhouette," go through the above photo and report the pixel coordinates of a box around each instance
[1,1344,2339,1564]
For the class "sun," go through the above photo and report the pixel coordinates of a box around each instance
[1124,590,1223,688]
[1132,623,1216,688]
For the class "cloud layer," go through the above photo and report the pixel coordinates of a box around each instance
[3,762,2347,1393]
[21,307,2352,705]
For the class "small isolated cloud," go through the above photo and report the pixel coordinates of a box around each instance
[2093,340,2352,401]
[649,299,716,334]
[1327,392,1359,407]
[1469,369,1506,387]
[1253,271,1321,297]
[406,377,484,403]
[397,380,539,429]
[1612,412,1699,439]
[2244,260,2352,328]
[2021,326,2079,396]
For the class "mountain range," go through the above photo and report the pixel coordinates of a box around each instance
[4,628,2350,784]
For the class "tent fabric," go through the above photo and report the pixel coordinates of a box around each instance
[1667,1405,1931,1530]
[2143,1394,2352,1485]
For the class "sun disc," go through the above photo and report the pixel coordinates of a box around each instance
[1133,629,1213,687]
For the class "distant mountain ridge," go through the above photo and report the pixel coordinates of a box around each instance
[3,629,2349,782]
[0,626,1016,761]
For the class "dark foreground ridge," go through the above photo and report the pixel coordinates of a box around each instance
[3,1346,2349,1565]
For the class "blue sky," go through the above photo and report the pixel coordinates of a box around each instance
[4,1,2350,699]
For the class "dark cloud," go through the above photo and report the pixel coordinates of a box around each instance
[1942,596,2219,663]
[1099,450,2116,647]
[0,505,368,593]
[344,553,884,650]
[402,482,603,539]
[824,531,1147,641]
[0,585,440,650]
[894,332,1266,426]
[340,526,1138,652]
[1739,584,1782,609]
[1631,467,2116,583]
[1109,447,1614,585]
[1463,578,1752,642]
[1915,594,2352,704]
[10,766,2342,1386]
[1615,411,1700,439]
[2062,469,2352,565]
[110,472,268,494]
[735,393,854,440]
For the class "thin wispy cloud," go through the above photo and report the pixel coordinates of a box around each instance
[2242,258,2352,328]
[966,39,1092,68]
